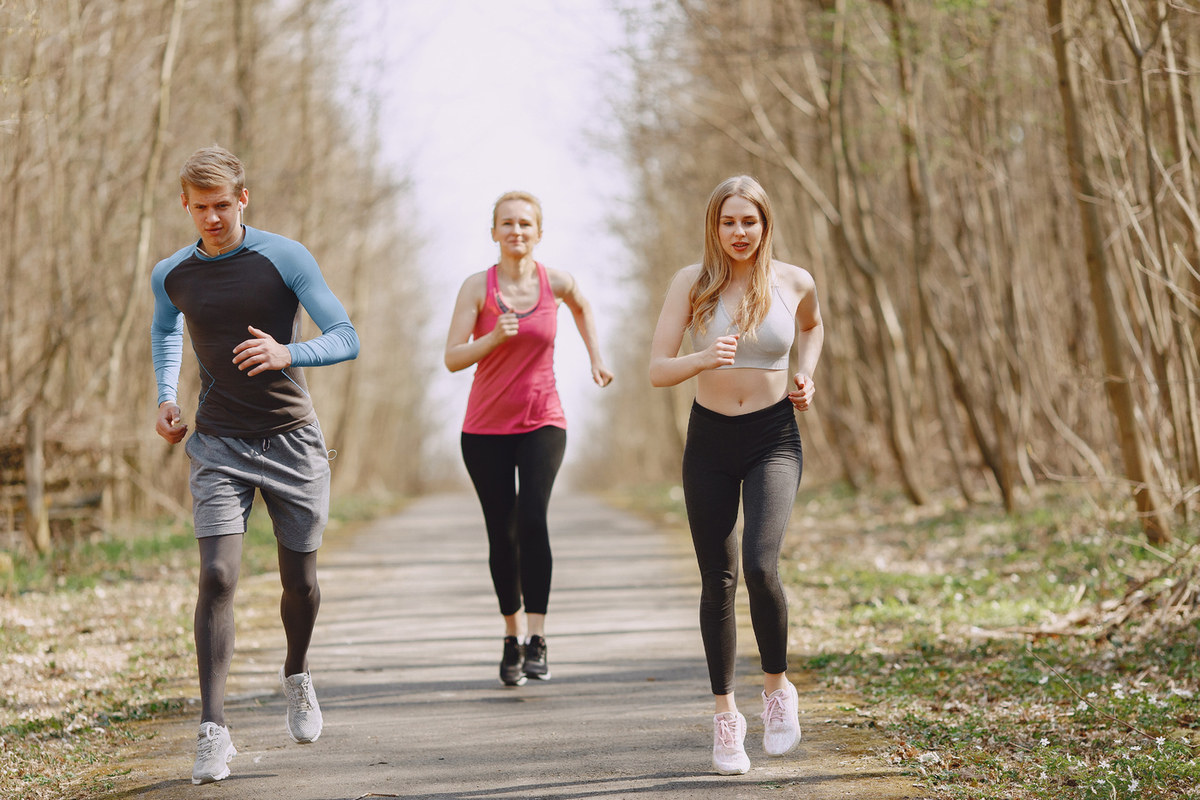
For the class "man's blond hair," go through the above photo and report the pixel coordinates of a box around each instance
[180,146,245,197]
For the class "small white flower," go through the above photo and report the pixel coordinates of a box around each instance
[918,752,941,764]
[1038,676,1049,685]
[1129,780,1139,791]
[1114,690,1126,699]
[1156,736,1166,747]
[1131,745,1141,751]
[1077,701,1088,711]
[1039,771,1048,781]
[1039,738,1049,747]
[1086,691,1098,699]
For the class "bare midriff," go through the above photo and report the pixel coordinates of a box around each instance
[694,368,788,416]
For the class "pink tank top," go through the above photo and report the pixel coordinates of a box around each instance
[462,263,567,435]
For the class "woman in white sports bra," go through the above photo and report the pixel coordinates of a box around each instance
[649,175,824,775]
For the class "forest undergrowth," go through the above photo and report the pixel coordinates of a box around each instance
[613,482,1200,800]
[0,496,392,800]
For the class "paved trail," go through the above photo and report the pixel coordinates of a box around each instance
[106,494,920,800]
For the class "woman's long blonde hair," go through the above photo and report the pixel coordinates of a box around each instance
[687,175,775,339]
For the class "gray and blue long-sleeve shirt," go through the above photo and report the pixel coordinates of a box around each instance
[150,225,360,438]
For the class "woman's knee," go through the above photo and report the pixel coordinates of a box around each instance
[699,569,737,604]
[743,561,781,595]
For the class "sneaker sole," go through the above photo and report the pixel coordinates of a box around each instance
[192,749,234,785]
[524,671,551,681]
[713,761,750,775]
[286,724,321,744]
[192,766,230,785]
[764,735,800,757]
[500,675,527,686]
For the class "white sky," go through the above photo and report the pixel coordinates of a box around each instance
[345,0,633,471]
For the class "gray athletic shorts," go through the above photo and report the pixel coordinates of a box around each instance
[185,422,331,553]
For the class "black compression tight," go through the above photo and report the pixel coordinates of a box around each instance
[195,534,320,726]
[682,398,802,696]
[461,426,566,617]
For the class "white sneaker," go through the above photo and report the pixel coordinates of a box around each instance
[192,722,236,785]
[712,711,751,775]
[280,666,323,743]
[761,681,801,756]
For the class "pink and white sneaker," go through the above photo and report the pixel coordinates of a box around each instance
[712,711,751,774]
[761,680,801,756]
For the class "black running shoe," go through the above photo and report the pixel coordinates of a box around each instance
[500,636,526,686]
[523,635,551,681]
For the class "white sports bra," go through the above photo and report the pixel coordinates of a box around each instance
[690,282,795,370]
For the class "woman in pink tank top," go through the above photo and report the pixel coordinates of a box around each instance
[444,190,613,686]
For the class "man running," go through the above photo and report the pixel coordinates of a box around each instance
[150,145,359,784]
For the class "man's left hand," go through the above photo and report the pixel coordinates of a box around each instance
[233,325,292,376]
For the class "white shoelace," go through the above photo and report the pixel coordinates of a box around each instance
[197,724,224,757]
[714,715,740,747]
[762,692,788,726]
[285,676,314,711]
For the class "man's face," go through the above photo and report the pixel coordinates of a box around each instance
[181,184,248,255]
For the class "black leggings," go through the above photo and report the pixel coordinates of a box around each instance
[461,425,567,616]
[682,398,802,696]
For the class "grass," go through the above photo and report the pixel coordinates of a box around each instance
[0,494,400,800]
[612,482,1200,800]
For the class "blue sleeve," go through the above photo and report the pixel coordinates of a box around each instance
[275,240,361,367]
[150,259,185,405]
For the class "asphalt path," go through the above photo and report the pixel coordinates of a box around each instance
[105,493,920,800]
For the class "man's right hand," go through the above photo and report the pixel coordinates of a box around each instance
[155,401,188,444]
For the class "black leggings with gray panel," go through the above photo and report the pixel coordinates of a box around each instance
[682,398,802,696]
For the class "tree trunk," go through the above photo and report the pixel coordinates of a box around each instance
[2,37,39,414]
[1157,1,1200,494]
[100,0,185,524]
[1046,0,1170,543]
[885,0,1008,508]
[826,2,926,504]
[232,0,256,161]
[23,405,50,554]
